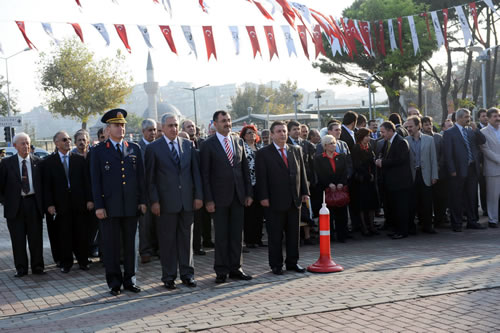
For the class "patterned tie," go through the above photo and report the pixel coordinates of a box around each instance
[462,127,474,163]
[385,141,391,155]
[62,155,70,188]
[21,160,30,194]
[279,147,288,168]
[170,141,180,166]
[224,137,234,166]
[116,143,123,158]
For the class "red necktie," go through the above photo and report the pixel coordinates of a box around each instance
[279,147,288,168]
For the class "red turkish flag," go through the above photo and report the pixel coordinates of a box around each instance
[442,9,449,50]
[275,0,295,28]
[341,19,356,57]
[159,25,177,54]
[359,21,373,56]
[246,26,262,58]
[15,21,36,50]
[397,17,403,55]
[202,26,217,61]
[297,25,309,59]
[420,13,432,40]
[252,0,273,20]
[70,23,84,43]
[263,26,278,60]
[469,2,485,44]
[114,24,131,53]
[312,25,326,59]
[377,20,386,56]
[75,0,82,7]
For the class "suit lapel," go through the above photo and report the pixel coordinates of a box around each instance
[10,155,22,184]
[287,144,296,173]
[271,144,288,170]
[106,139,122,160]
[212,135,232,167]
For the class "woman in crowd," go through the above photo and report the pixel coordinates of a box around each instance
[240,125,265,248]
[351,128,379,236]
[314,135,349,243]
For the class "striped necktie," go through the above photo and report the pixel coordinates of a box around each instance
[224,137,234,166]
[462,127,473,163]
[170,141,180,166]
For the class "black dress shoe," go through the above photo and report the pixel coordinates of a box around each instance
[242,247,250,253]
[110,288,121,296]
[79,264,90,271]
[164,280,176,290]
[14,271,27,278]
[467,222,486,229]
[181,277,197,287]
[229,270,253,280]
[271,267,284,275]
[422,228,437,234]
[32,268,46,275]
[452,227,463,232]
[194,249,206,256]
[286,264,306,273]
[124,285,141,293]
[215,274,227,284]
[55,261,62,268]
[488,222,498,228]
[246,244,258,249]
[60,267,70,273]
[258,242,268,247]
[391,234,407,239]
[203,241,215,248]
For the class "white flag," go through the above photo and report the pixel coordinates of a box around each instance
[181,25,197,58]
[407,16,419,55]
[483,0,500,18]
[162,0,172,17]
[281,25,297,57]
[228,26,240,55]
[92,23,110,46]
[430,11,445,49]
[0,41,3,54]
[41,22,60,45]
[388,19,398,51]
[137,25,153,48]
[290,2,312,24]
[455,6,473,46]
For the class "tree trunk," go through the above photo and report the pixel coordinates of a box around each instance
[451,79,460,110]
[81,121,87,130]
[440,91,449,123]
[461,51,473,100]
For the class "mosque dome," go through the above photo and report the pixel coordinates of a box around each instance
[143,102,183,120]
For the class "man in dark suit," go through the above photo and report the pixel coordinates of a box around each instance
[200,110,253,283]
[375,121,413,239]
[43,131,94,273]
[287,120,315,186]
[368,119,380,139]
[443,108,486,231]
[388,113,409,138]
[145,113,203,289]
[256,121,310,275]
[0,133,45,277]
[340,111,358,151]
[90,109,147,296]
[137,118,157,264]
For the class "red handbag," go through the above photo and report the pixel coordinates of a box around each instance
[325,186,350,207]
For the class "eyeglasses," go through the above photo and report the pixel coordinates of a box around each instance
[62,137,72,142]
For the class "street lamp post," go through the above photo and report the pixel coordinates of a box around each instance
[182,84,209,125]
[315,89,322,129]
[293,92,299,121]
[471,45,499,109]
[1,47,31,116]
[359,72,377,120]
[247,106,253,123]
[260,94,273,129]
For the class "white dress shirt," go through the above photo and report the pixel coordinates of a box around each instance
[164,135,180,156]
[109,138,124,151]
[342,124,356,143]
[216,131,234,155]
[58,151,71,188]
[273,142,287,158]
[17,154,35,195]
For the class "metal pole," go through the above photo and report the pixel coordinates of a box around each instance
[293,94,298,121]
[481,61,487,108]
[424,89,428,116]
[266,101,270,129]
[5,58,11,116]
[372,89,376,119]
[317,97,320,129]
[368,86,372,120]
[192,90,198,125]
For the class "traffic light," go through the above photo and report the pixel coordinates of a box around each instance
[4,126,11,143]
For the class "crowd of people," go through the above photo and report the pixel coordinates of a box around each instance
[0,105,499,296]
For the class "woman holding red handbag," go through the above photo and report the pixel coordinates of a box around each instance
[314,135,350,243]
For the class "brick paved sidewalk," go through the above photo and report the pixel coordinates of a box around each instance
[0,209,499,332]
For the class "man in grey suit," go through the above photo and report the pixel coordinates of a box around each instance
[406,116,439,234]
[137,119,158,264]
[145,113,203,289]
[200,110,253,284]
[480,108,500,228]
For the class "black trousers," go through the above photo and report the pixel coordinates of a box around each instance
[56,210,89,269]
[385,188,410,236]
[99,216,138,289]
[244,189,264,245]
[329,205,348,242]
[432,178,448,226]
[6,195,44,273]
[448,164,478,228]
[46,213,60,264]
[478,173,488,215]
[212,197,244,275]
[139,208,158,257]
[410,170,433,231]
[193,206,212,250]
[87,210,99,256]
[267,205,300,269]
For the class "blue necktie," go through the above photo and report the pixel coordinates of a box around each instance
[170,141,180,166]
[462,127,473,163]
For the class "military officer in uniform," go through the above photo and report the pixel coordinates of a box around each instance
[90,109,147,296]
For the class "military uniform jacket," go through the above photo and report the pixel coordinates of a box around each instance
[90,139,146,217]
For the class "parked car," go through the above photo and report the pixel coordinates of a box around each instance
[0,147,50,159]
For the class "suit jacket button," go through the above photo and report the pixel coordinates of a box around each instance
[122,175,125,178]
[121,168,124,171]
[101,194,104,198]
[121,161,124,164]
[178,185,181,189]
[123,181,126,185]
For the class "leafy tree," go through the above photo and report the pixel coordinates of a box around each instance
[38,38,132,129]
[125,112,144,134]
[230,81,303,119]
[0,75,20,116]
[313,0,437,115]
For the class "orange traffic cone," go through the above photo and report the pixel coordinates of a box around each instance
[307,192,344,273]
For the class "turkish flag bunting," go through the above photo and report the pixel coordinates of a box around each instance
[397,17,403,55]
[75,0,82,7]
[202,26,217,61]
[199,0,209,13]
[297,25,309,59]
[251,0,273,20]
[246,26,262,58]
[359,21,373,56]
[469,2,485,44]
[114,24,131,53]
[153,0,159,3]
[420,13,432,40]
[312,25,326,59]
[159,25,177,54]
[442,9,449,50]
[275,0,296,28]
[264,26,279,60]
[15,21,37,50]
[377,20,386,56]
[70,23,84,43]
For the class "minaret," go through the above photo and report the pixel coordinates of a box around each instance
[143,52,159,121]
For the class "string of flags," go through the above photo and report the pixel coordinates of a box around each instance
[3,0,499,60]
